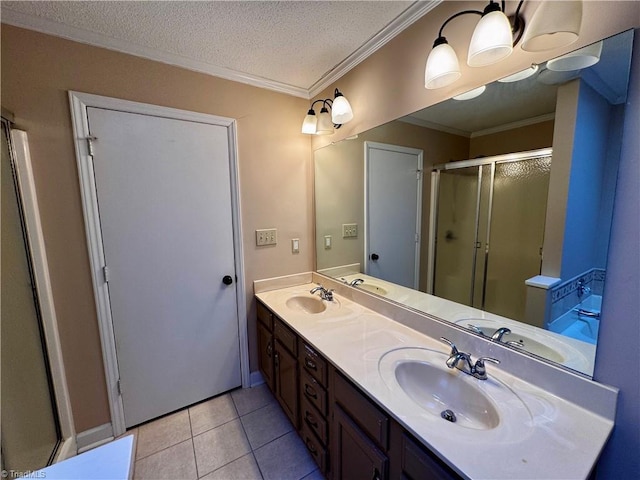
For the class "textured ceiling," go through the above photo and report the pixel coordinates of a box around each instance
[1,0,421,96]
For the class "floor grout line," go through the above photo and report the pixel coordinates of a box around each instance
[188,407,200,480]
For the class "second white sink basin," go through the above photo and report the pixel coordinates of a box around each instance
[379,347,532,440]
[395,360,499,430]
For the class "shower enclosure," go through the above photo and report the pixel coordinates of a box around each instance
[428,148,552,322]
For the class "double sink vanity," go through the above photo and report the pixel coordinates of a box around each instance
[255,272,617,480]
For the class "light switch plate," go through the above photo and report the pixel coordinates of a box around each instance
[324,235,332,249]
[256,228,277,246]
[291,238,300,254]
[342,223,358,238]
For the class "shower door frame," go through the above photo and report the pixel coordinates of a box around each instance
[1,113,76,464]
[427,148,553,309]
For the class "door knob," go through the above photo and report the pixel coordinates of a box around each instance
[371,253,379,261]
[222,275,233,285]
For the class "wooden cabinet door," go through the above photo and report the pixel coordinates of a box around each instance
[257,320,274,391]
[274,342,299,428]
[332,404,388,480]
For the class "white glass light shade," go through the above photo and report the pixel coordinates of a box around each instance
[424,42,461,89]
[316,110,334,135]
[468,10,513,67]
[453,85,486,101]
[498,64,539,83]
[331,95,354,124]
[521,1,582,52]
[546,41,602,72]
[301,112,317,134]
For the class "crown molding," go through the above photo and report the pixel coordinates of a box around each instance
[470,113,556,138]
[398,116,471,138]
[1,9,310,98]
[308,0,442,98]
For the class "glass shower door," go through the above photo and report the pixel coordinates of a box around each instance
[483,157,551,321]
[1,119,60,470]
[433,167,481,305]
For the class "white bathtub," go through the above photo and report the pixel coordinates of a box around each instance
[549,295,601,345]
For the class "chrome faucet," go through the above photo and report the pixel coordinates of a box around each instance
[440,337,500,380]
[491,327,511,342]
[349,278,364,287]
[310,285,334,301]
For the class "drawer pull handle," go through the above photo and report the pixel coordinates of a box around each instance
[305,358,317,370]
[304,384,317,399]
[305,411,318,428]
[306,438,317,455]
[372,467,380,480]
[266,343,272,357]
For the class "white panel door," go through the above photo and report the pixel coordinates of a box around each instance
[365,142,423,289]
[87,107,241,427]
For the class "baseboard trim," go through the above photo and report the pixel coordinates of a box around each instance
[250,370,265,387]
[77,423,114,453]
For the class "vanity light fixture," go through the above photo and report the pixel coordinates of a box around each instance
[301,88,354,135]
[425,0,584,90]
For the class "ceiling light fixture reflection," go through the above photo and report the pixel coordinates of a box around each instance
[453,85,487,101]
[546,40,603,71]
[301,88,354,135]
[498,64,539,83]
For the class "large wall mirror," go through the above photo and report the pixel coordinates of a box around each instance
[314,30,634,377]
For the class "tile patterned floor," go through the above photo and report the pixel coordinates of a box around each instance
[126,384,323,479]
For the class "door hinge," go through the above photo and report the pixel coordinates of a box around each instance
[117,379,122,395]
[415,233,420,243]
[86,136,98,156]
[416,169,422,180]
[102,265,110,283]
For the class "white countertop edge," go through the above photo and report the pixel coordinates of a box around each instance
[256,284,615,480]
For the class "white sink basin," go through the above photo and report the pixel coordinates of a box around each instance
[379,348,532,439]
[395,360,499,430]
[285,295,327,314]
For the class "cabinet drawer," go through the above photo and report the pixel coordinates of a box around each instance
[334,370,389,450]
[274,319,298,355]
[301,417,328,474]
[256,301,273,330]
[300,340,328,386]
[301,395,328,446]
[301,369,327,416]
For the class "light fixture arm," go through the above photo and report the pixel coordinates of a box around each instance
[435,0,525,48]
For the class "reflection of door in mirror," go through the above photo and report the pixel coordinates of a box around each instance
[365,142,423,289]
[431,152,551,323]
[1,118,61,470]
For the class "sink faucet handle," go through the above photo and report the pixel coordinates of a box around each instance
[473,357,500,379]
[439,337,458,355]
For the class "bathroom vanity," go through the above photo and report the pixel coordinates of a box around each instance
[255,273,617,480]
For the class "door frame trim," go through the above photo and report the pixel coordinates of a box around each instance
[68,91,249,437]
[364,141,423,289]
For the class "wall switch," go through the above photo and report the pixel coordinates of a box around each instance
[342,223,358,238]
[291,238,300,254]
[256,228,277,246]
[324,235,332,249]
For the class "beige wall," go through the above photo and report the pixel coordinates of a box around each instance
[469,120,554,158]
[1,25,312,432]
